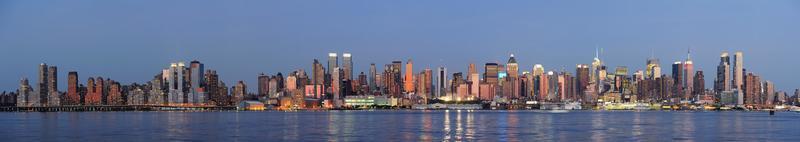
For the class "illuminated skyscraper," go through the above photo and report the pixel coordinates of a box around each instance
[85,77,103,105]
[468,63,477,80]
[343,53,353,80]
[744,73,760,105]
[733,51,744,90]
[313,60,326,98]
[506,54,519,98]
[575,64,590,100]
[764,81,775,105]
[166,62,186,105]
[328,53,338,75]
[646,58,661,80]
[66,71,79,105]
[684,50,694,101]
[16,78,33,107]
[189,60,206,104]
[404,59,415,93]
[715,52,731,93]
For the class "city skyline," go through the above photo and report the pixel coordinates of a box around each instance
[2,49,794,93]
[1,0,799,92]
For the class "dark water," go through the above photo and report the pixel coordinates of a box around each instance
[1,110,798,141]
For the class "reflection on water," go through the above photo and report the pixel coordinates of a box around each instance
[1,111,798,141]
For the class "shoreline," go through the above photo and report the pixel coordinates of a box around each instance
[1,106,795,113]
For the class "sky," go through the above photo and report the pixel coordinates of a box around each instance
[1,0,799,93]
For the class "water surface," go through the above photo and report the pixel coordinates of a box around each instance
[1,111,798,141]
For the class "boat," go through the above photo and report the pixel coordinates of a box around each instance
[547,110,570,113]
[790,106,800,113]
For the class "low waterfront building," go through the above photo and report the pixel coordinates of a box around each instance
[237,101,265,111]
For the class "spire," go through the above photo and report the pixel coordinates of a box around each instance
[595,46,599,59]
[508,53,517,64]
[687,47,692,61]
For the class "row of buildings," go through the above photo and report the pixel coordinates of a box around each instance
[4,50,800,109]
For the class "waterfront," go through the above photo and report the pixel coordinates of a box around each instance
[1,111,798,141]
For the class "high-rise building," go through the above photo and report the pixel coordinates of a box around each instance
[313,60,326,98]
[744,73,761,105]
[47,66,59,106]
[232,81,247,104]
[506,54,520,99]
[404,59,415,93]
[107,80,123,105]
[646,58,661,80]
[484,63,499,84]
[693,71,705,100]
[66,71,79,105]
[16,78,34,107]
[733,51,744,90]
[468,63,477,80]
[342,53,353,80]
[189,60,206,104]
[715,52,731,93]
[369,63,377,92]
[166,62,186,105]
[671,61,684,99]
[576,64,590,100]
[85,77,102,105]
[258,73,270,98]
[37,64,48,106]
[328,53,338,75]
[150,73,166,105]
[684,51,694,101]
[533,64,545,77]
[764,81,775,105]
[436,67,447,98]
[423,68,433,98]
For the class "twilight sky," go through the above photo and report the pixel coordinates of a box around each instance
[1,0,798,92]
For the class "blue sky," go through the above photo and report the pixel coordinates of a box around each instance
[1,0,798,92]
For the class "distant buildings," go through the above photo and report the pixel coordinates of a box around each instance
[6,50,794,109]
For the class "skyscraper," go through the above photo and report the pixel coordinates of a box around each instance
[744,73,760,105]
[369,63,377,92]
[328,53,338,75]
[436,67,447,98]
[693,71,705,99]
[232,81,247,104]
[16,78,33,107]
[467,63,477,80]
[506,54,519,98]
[684,51,694,101]
[313,60,326,98]
[37,64,48,106]
[189,60,206,104]
[733,51,744,90]
[764,81,775,105]
[166,62,186,105]
[672,61,683,99]
[258,73,270,98]
[646,57,661,80]
[404,59,415,93]
[575,64,590,100]
[484,63,499,85]
[66,71,79,105]
[715,52,731,93]
[342,53,353,80]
